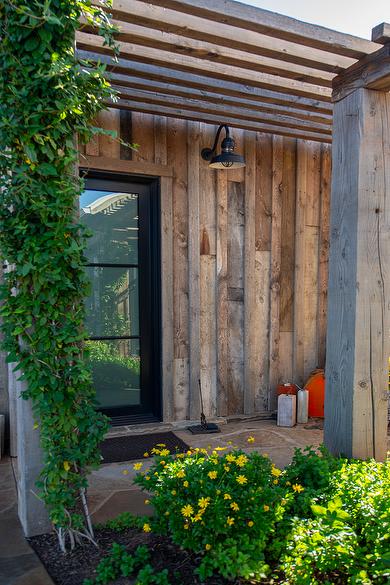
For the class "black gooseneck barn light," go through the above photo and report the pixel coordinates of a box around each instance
[201,124,246,169]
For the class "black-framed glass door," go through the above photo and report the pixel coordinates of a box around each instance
[80,173,161,425]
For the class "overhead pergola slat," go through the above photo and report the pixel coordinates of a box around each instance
[113,97,332,143]
[78,50,333,116]
[98,0,356,73]
[77,0,384,141]
[77,33,332,101]
[139,0,380,59]
[113,86,332,136]
[106,71,333,125]
[81,19,334,87]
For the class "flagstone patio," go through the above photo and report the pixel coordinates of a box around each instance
[88,419,324,525]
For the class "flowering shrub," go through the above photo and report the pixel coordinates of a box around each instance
[134,444,294,580]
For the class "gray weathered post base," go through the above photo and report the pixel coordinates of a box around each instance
[324,87,390,461]
[14,371,51,536]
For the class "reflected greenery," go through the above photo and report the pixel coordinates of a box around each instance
[86,340,141,407]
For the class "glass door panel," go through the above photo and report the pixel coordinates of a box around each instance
[80,176,160,424]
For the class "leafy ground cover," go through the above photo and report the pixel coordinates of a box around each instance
[30,443,390,585]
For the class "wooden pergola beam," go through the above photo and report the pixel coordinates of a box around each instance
[76,32,332,102]
[138,0,380,59]
[77,49,333,115]
[333,40,390,101]
[112,85,332,135]
[81,19,334,87]
[111,97,332,143]
[372,22,390,44]
[106,71,333,125]
[98,0,355,74]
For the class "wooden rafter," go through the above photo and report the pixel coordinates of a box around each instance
[77,50,333,115]
[77,32,332,102]
[81,19,334,87]
[112,85,332,135]
[138,0,380,59]
[94,0,355,73]
[111,98,332,143]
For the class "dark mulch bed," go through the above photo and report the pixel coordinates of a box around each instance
[29,528,237,585]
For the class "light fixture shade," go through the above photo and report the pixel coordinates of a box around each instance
[201,124,246,169]
[209,152,246,169]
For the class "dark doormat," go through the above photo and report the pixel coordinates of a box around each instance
[100,431,190,463]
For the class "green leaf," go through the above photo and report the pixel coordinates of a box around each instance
[38,163,58,176]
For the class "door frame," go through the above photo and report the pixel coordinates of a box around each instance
[81,170,162,426]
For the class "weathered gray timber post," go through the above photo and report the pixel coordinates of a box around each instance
[15,374,50,536]
[324,24,390,461]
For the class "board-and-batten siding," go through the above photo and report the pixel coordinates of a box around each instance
[80,109,331,421]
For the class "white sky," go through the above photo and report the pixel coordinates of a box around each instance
[240,0,389,39]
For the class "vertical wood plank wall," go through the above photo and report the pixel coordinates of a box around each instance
[80,109,331,420]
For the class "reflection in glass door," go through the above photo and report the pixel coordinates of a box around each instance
[80,175,161,425]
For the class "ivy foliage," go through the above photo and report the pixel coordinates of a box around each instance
[0,0,118,541]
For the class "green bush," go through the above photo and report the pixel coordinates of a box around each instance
[134,445,292,580]
[131,444,389,584]
[280,458,390,584]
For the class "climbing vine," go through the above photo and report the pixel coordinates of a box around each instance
[0,0,118,550]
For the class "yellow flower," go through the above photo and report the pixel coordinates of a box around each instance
[208,471,218,480]
[133,462,143,470]
[224,493,232,500]
[286,481,291,486]
[171,490,177,495]
[145,476,151,481]
[184,523,189,530]
[176,453,185,458]
[236,454,248,467]
[230,502,239,512]
[215,446,226,451]
[143,452,149,458]
[143,523,151,533]
[248,520,254,527]
[160,449,170,457]
[176,469,186,478]
[63,461,70,472]
[160,460,166,466]
[205,544,212,551]
[156,443,166,447]
[224,465,230,472]
[292,484,304,493]
[144,499,150,505]
[183,481,189,488]
[263,505,270,512]
[226,454,236,463]
[181,504,194,517]
[226,517,235,526]
[198,497,210,509]
[236,475,248,485]
[271,467,282,477]
[273,479,279,485]
[122,469,129,475]
[247,436,255,443]
[193,513,203,522]
[151,447,161,455]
